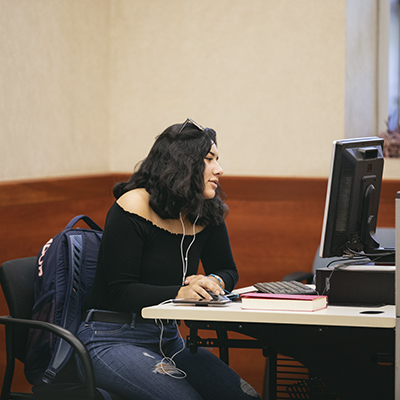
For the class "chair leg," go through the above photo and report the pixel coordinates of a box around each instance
[1,326,16,400]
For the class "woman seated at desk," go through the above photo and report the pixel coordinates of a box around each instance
[76,119,261,400]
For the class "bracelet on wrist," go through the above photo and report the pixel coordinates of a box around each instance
[209,274,223,288]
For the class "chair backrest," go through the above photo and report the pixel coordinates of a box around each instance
[0,256,37,362]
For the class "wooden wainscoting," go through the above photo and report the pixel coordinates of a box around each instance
[0,174,398,395]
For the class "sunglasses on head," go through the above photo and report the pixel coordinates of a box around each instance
[178,118,207,134]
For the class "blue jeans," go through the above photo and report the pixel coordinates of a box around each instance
[76,312,261,400]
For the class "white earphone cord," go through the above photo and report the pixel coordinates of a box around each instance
[157,214,200,380]
[157,320,187,379]
[179,214,199,285]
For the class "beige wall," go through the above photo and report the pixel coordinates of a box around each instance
[1,0,399,181]
[0,0,110,181]
[110,0,346,178]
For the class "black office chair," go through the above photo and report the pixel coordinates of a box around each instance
[0,257,125,400]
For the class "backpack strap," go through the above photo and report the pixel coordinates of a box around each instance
[43,233,84,383]
[66,215,103,232]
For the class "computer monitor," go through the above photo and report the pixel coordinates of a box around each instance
[319,137,395,264]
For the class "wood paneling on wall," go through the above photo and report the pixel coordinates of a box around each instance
[0,174,398,394]
[0,175,126,267]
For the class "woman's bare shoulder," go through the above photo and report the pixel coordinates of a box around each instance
[116,189,151,219]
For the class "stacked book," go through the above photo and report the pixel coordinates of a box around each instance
[240,293,328,312]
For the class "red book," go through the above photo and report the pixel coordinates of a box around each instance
[240,293,328,312]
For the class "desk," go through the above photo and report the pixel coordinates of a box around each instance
[142,301,395,328]
[142,301,395,400]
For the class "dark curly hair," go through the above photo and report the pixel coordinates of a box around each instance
[113,121,228,226]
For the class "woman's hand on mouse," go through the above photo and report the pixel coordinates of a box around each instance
[177,274,222,299]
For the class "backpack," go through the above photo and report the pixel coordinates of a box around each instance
[24,215,103,385]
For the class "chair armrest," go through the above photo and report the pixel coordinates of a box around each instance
[0,315,96,400]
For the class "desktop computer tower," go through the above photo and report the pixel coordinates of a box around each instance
[315,265,395,306]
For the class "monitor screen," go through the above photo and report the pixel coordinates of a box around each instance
[319,137,395,263]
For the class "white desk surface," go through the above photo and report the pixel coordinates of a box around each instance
[142,301,395,329]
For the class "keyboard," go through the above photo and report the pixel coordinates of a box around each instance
[254,280,317,295]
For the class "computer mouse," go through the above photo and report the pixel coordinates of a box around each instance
[205,290,231,302]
